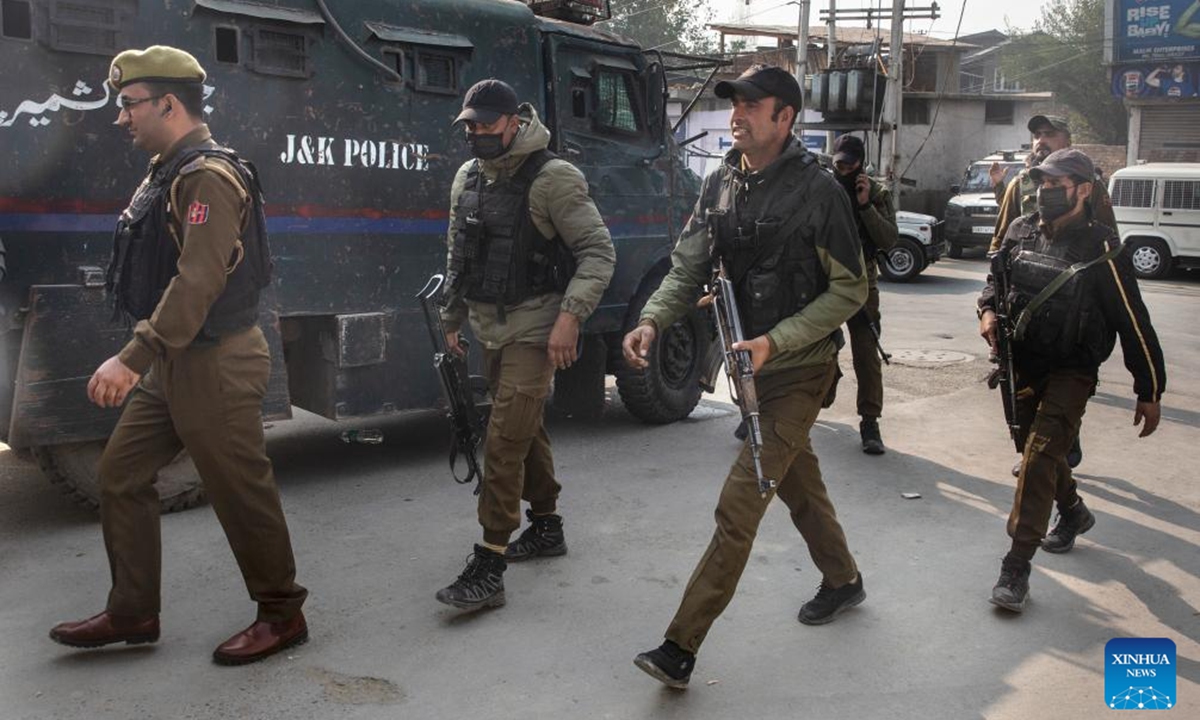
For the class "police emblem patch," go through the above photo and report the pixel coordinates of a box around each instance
[110,64,122,86]
[187,201,209,225]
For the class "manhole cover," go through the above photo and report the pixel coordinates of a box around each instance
[889,349,974,366]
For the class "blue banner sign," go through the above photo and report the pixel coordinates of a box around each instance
[1115,0,1200,63]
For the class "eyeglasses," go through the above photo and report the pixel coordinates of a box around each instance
[117,94,162,111]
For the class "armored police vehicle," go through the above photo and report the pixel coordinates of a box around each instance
[0,0,712,511]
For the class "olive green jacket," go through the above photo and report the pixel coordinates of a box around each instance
[855,176,898,285]
[639,137,867,374]
[440,104,616,349]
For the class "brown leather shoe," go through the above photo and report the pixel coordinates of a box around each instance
[49,611,160,648]
[212,612,308,666]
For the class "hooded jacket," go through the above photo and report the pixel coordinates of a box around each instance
[440,104,615,349]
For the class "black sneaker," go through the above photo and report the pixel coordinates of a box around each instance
[1042,499,1095,554]
[505,509,567,562]
[435,545,506,611]
[990,553,1031,613]
[633,640,695,689]
[1066,436,1083,469]
[798,573,866,625]
[860,417,885,455]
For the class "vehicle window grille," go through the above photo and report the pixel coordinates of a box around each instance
[417,52,456,93]
[382,48,405,80]
[1163,180,1200,210]
[253,28,308,77]
[2,0,33,39]
[215,26,239,64]
[48,0,127,55]
[1112,178,1155,208]
[596,69,638,133]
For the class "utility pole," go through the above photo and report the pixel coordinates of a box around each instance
[817,1,940,210]
[795,0,811,122]
[884,0,906,208]
[825,0,837,153]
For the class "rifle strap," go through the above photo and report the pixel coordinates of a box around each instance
[1013,243,1123,341]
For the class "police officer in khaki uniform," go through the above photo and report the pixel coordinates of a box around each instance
[436,79,615,611]
[978,149,1165,612]
[830,134,898,454]
[622,65,868,689]
[49,46,308,665]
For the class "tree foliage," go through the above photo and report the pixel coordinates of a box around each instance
[597,0,717,55]
[1002,0,1127,144]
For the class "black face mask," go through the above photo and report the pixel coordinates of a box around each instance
[837,170,858,198]
[1036,185,1075,222]
[466,132,508,160]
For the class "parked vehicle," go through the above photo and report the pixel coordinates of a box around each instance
[943,151,1028,258]
[879,210,945,282]
[0,0,715,511]
[1109,163,1200,279]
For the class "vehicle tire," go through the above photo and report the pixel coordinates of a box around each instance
[880,238,925,282]
[32,441,206,514]
[612,278,706,424]
[1127,237,1172,280]
[948,242,964,259]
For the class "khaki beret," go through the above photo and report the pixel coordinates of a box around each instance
[108,45,206,90]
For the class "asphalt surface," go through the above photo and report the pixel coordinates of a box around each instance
[1,257,1196,719]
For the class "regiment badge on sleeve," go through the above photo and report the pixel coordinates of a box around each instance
[187,201,210,225]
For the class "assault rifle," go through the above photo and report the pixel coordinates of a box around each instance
[856,307,891,365]
[709,263,776,498]
[706,208,774,496]
[416,274,489,492]
[985,252,1023,453]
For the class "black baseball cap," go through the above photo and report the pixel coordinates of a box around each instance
[1028,148,1095,184]
[833,135,865,165]
[453,78,519,125]
[714,64,802,114]
[1027,114,1070,134]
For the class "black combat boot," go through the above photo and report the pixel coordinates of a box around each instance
[505,509,567,562]
[1042,499,1095,554]
[435,545,506,611]
[798,573,866,625]
[990,553,1031,613]
[633,639,695,689]
[860,417,885,455]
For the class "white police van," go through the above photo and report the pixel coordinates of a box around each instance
[1109,163,1200,279]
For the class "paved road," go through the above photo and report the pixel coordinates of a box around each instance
[1,258,1196,719]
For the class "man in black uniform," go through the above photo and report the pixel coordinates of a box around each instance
[977,149,1165,612]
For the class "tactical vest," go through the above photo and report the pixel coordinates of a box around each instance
[708,152,827,340]
[106,143,271,338]
[1007,220,1114,367]
[446,150,575,315]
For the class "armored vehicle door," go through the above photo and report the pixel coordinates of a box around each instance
[541,34,678,329]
